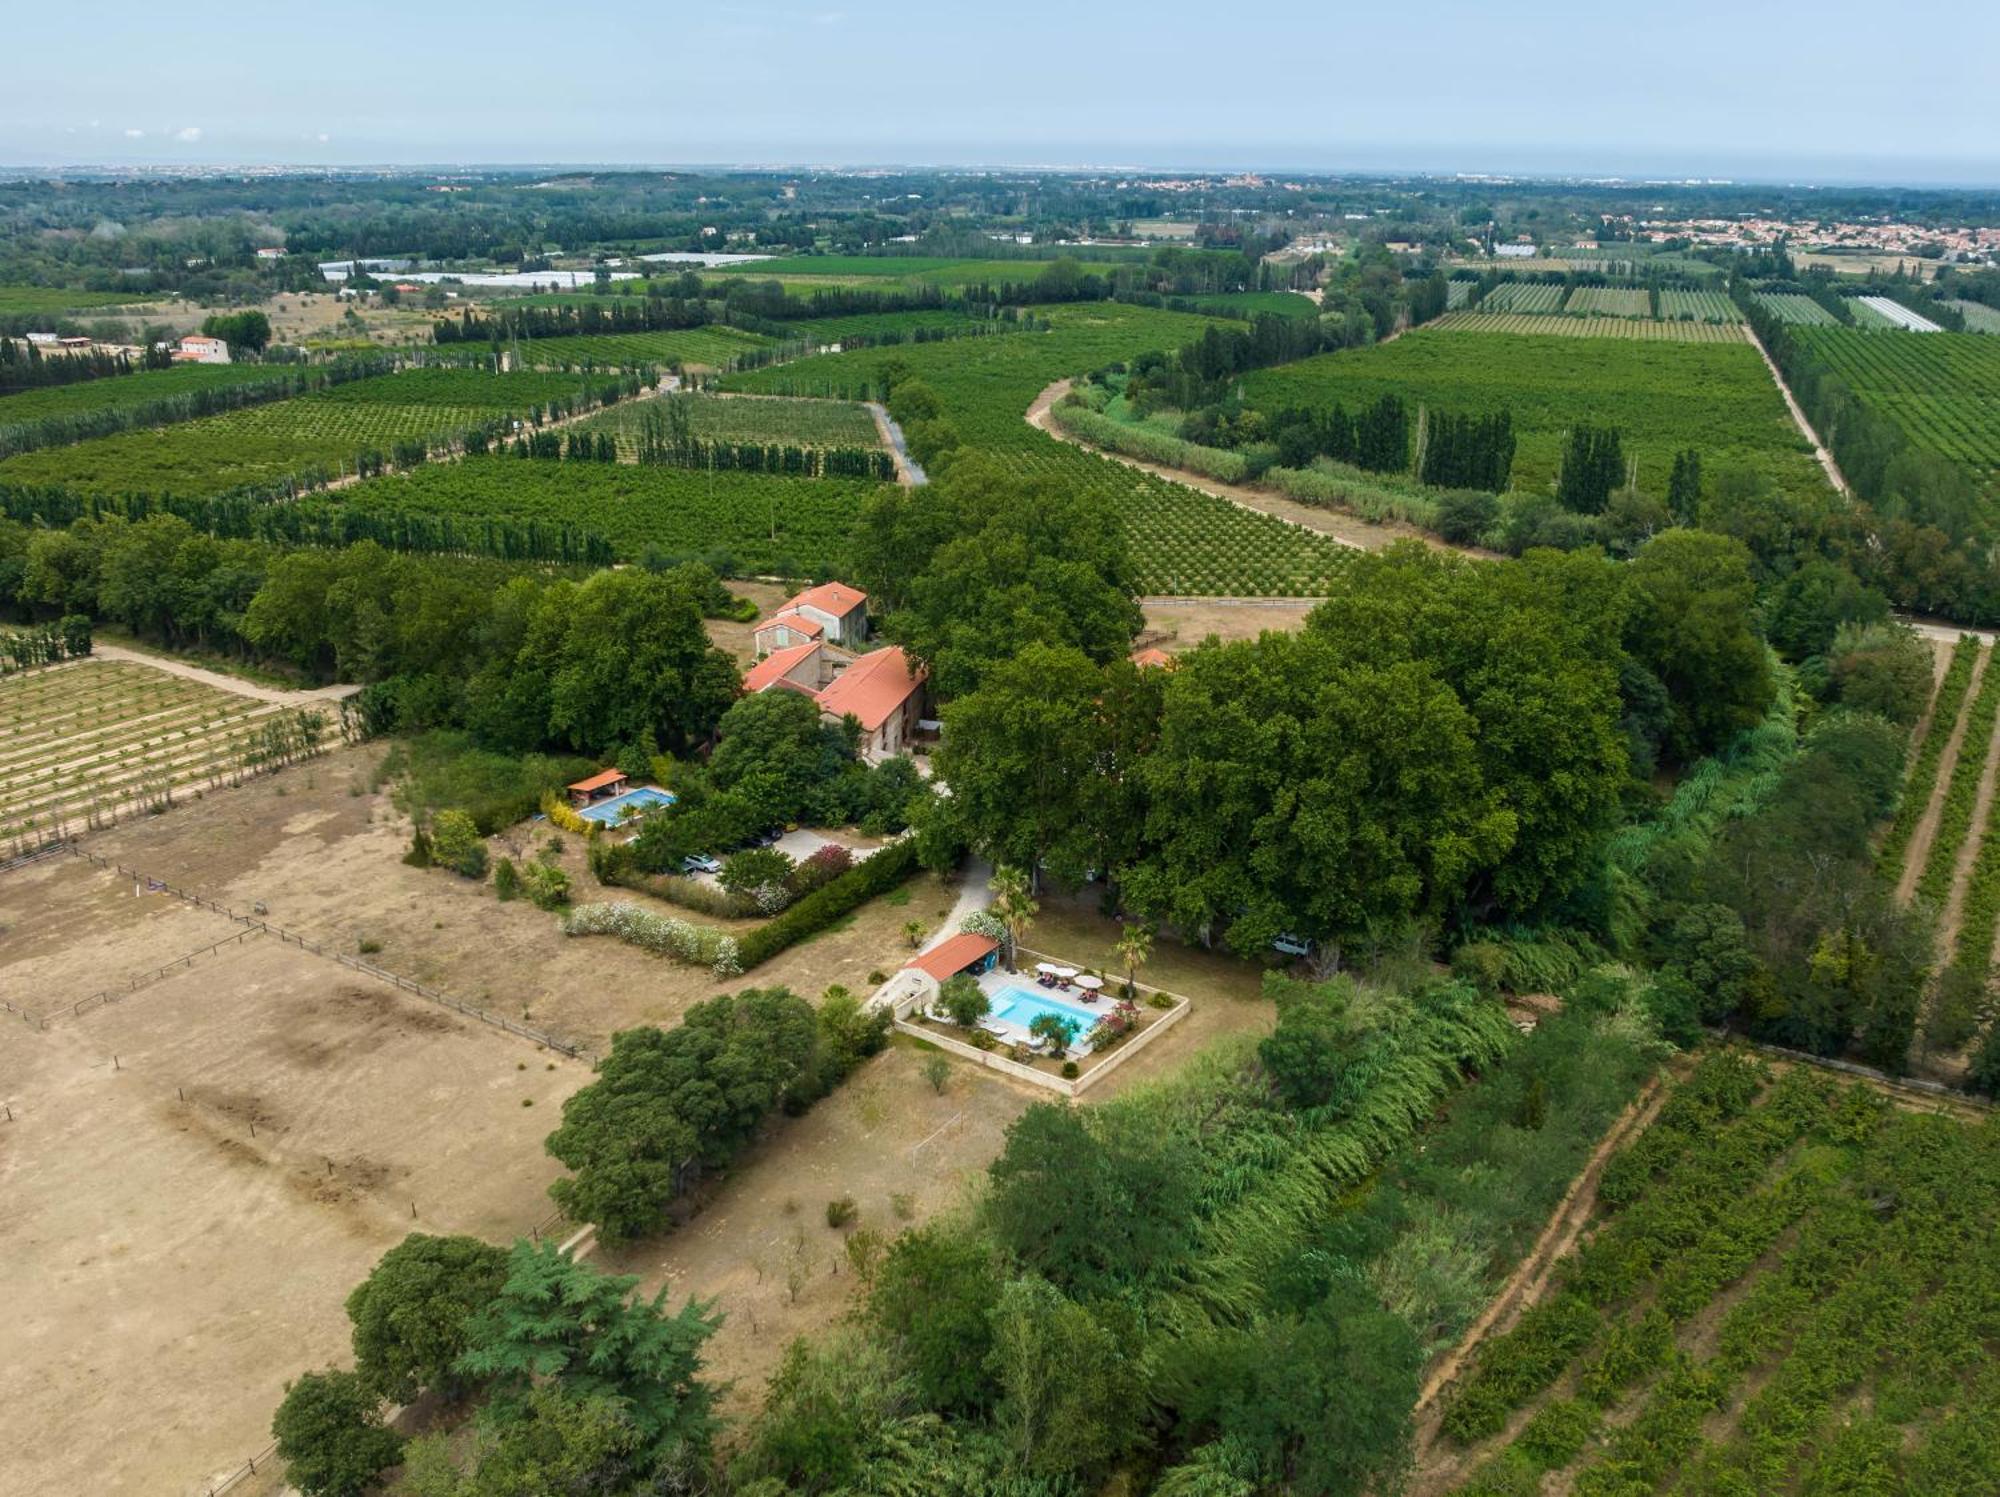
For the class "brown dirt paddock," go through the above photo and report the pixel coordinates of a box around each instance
[0,742,1278,1489]
[0,890,585,1497]
[56,743,945,1052]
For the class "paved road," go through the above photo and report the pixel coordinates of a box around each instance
[867,402,927,486]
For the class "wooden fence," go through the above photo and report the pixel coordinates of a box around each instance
[8,842,594,1061]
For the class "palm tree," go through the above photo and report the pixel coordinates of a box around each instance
[988,865,1038,972]
[1115,922,1155,1000]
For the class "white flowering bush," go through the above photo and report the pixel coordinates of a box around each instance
[959,910,1006,942]
[562,901,739,977]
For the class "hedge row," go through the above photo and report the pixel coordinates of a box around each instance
[734,836,921,970]
[1879,634,1982,883]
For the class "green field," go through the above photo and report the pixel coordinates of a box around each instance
[1482,282,1567,314]
[334,456,869,573]
[0,285,163,316]
[0,362,301,425]
[1659,288,1741,323]
[0,368,622,496]
[1566,287,1652,318]
[1430,311,1748,343]
[1948,299,2000,334]
[1184,291,1321,319]
[575,392,883,455]
[1795,327,2000,492]
[1846,297,1900,329]
[708,253,1151,284]
[1440,1055,2000,1497]
[1243,325,1824,503]
[1755,292,1842,326]
[495,326,769,370]
[726,301,1360,596]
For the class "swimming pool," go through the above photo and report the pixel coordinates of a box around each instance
[576,786,676,825]
[988,987,1102,1044]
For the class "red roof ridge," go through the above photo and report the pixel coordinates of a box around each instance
[903,930,998,982]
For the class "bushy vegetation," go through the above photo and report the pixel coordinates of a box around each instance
[544,985,890,1242]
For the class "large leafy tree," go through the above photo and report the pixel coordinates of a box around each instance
[1303,543,1631,917]
[1121,629,1514,958]
[399,1385,643,1497]
[344,1232,510,1402]
[868,1223,1004,1414]
[1624,529,1774,763]
[456,1240,720,1470]
[986,1275,1136,1476]
[936,642,1114,885]
[870,453,1143,699]
[270,1369,402,1497]
[546,989,823,1243]
[516,567,740,755]
[986,1102,1199,1299]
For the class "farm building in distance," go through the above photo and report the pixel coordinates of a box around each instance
[172,334,231,365]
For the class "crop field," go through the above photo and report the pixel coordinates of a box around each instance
[0,362,300,426]
[0,658,334,849]
[1447,279,1477,309]
[1658,288,1742,322]
[727,301,1359,594]
[336,456,870,573]
[0,367,619,496]
[708,253,1151,285]
[1480,282,1567,314]
[1244,325,1823,502]
[1846,296,1901,330]
[1795,327,2000,490]
[1754,291,1842,326]
[500,326,770,370]
[1858,295,1945,333]
[0,831,587,1495]
[0,285,162,315]
[1947,299,2000,334]
[576,391,883,454]
[1184,290,1321,319]
[1565,286,1652,318]
[1433,1052,2000,1497]
[782,307,1022,343]
[1427,311,1749,343]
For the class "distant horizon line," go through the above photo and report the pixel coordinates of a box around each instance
[4,155,2000,193]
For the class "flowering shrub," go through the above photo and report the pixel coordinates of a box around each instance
[792,843,853,895]
[1087,999,1142,1053]
[561,901,740,977]
[959,910,1007,943]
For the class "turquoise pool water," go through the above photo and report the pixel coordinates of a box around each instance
[577,786,676,825]
[989,986,1101,1040]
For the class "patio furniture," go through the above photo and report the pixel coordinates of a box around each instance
[1075,974,1104,1002]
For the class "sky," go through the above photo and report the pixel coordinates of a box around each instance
[5,1,1998,186]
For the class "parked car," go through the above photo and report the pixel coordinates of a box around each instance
[1272,932,1313,957]
[680,854,723,875]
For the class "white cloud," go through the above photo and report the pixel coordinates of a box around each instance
[175,125,203,143]
[123,128,144,139]
[317,132,331,143]
[814,10,844,22]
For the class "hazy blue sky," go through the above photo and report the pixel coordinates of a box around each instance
[6,1,1997,184]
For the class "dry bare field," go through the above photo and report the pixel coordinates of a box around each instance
[0,854,587,1496]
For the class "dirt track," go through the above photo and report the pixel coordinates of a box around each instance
[1897,644,1989,905]
[1404,1072,1671,1493]
[1025,379,1475,557]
